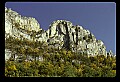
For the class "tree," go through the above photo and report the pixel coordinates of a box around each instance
[33,48,39,61]
[63,63,76,77]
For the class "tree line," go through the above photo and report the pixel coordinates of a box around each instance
[5,36,116,77]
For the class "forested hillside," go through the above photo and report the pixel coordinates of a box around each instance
[5,36,116,77]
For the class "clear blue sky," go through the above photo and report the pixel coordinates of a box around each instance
[5,2,116,54]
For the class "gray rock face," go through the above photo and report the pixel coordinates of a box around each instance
[5,49,12,60]
[5,7,42,41]
[107,50,114,56]
[5,7,113,58]
[47,20,107,56]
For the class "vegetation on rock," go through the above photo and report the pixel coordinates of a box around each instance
[5,37,116,77]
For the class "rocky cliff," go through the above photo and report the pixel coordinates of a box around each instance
[5,7,114,59]
[46,20,107,56]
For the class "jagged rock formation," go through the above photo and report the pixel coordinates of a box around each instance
[47,20,107,56]
[5,7,114,60]
[5,7,44,41]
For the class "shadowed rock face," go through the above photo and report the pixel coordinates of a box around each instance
[5,7,114,58]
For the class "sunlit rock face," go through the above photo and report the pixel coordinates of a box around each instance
[5,7,42,41]
[5,49,12,60]
[5,7,112,59]
[50,20,107,56]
